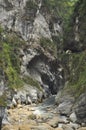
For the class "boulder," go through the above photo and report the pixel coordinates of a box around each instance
[74,93,86,123]
[68,122,80,129]
[77,127,86,130]
[12,97,17,107]
[47,117,59,128]
[30,123,53,130]
[26,95,32,105]
[62,124,73,130]
[55,90,75,116]
[58,101,73,115]
[55,128,63,130]
[69,112,77,123]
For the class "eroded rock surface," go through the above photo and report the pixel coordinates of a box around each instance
[0,0,62,42]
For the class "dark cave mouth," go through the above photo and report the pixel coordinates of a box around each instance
[26,53,60,95]
[41,74,57,95]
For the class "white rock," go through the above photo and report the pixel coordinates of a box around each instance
[26,96,32,104]
[69,112,77,123]
[12,97,17,106]
[69,122,80,129]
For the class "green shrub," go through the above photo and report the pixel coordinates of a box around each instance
[1,42,23,89]
[0,29,25,89]
[23,76,42,91]
[40,37,57,57]
[0,94,7,106]
[25,0,38,12]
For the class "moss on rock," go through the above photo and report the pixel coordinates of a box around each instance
[61,51,86,97]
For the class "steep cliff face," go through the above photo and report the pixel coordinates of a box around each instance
[0,0,62,42]
[55,0,86,124]
[64,0,86,105]
[63,0,86,52]
[0,0,64,105]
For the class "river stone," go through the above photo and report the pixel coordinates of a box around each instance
[58,115,69,124]
[47,117,59,128]
[58,101,73,115]
[55,128,63,130]
[69,112,77,122]
[74,93,86,123]
[12,97,17,107]
[55,91,75,116]
[62,124,73,130]
[77,127,86,130]
[68,122,80,129]
[30,124,53,130]
[81,123,86,127]
[26,95,32,104]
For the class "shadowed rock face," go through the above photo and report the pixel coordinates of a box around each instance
[63,0,86,52]
[74,93,86,123]
[27,56,57,94]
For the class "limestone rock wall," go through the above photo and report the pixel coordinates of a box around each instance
[0,0,62,42]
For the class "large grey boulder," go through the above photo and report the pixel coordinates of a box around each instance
[68,122,80,130]
[55,91,75,116]
[74,93,86,124]
[69,112,77,123]
[55,90,86,124]
[58,101,73,115]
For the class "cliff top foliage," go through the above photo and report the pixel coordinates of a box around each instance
[63,0,86,52]
[43,0,78,24]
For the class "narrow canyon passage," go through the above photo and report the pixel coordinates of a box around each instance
[0,0,86,130]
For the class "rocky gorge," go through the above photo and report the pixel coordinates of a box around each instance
[0,0,86,130]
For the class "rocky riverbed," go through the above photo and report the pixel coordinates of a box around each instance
[2,96,86,130]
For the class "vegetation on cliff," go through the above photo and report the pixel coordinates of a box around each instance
[63,0,86,52]
[62,0,86,96]
[61,51,86,97]
[43,0,78,20]
[0,28,24,89]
